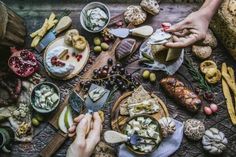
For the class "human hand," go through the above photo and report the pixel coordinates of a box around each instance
[164,9,211,48]
[66,112,102,157]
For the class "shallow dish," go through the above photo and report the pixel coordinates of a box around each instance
[123,114,162,155]
[31,82,60,114]
[80,2,110,33]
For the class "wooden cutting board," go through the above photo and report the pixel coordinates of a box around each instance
[40,13,144,157]
[111,92,169,132]
[44,36,90,80]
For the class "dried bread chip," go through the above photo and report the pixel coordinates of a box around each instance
[120,86,151,115]
[205,70,221,84]
[200,60,217,74]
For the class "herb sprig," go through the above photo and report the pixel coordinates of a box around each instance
[184,56,212,92]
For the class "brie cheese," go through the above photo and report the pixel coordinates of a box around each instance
[45,46,74,78]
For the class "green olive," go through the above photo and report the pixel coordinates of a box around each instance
[93,37,101,46]
[142,70,150,79]
[101,42,109,51]
[94,46,102,53]
[149,72,157,82]
[32,117,40,126]
[35,113,44,122]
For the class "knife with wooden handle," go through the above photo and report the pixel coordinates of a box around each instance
[110,25,154,38]
[35,16,72,53]
[104,130,129,143]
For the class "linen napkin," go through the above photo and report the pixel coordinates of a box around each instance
[118,120,183,157]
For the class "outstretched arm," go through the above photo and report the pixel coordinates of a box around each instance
[165,0,222,48]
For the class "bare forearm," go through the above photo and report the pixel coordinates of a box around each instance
[200,0,222,20]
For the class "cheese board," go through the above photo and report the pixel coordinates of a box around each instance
[43,36,90,80]
[111,91,169,132]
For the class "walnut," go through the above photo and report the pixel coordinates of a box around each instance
[124,5,147,26]
[140,0,160,15]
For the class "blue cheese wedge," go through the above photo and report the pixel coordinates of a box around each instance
[88,87,106,102]
[86,7,108,31]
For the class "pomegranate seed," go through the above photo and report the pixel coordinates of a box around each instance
[66,55,70,60]
[77,58,80,62]
[104,37,110,42]
[116,21,123,27]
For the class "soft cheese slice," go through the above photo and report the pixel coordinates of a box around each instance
[45,46,75,78]
[166,48,181,61]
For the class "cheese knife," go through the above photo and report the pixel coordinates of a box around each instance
[104,130,156,145]
[109,25,154,38]
[35,16,72,53]
[84,84,110,133]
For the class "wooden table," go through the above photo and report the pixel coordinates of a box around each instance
[1,0,236,156]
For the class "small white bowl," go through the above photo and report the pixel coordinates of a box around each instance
[80,2,110,33]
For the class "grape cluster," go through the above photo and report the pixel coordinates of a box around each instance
[80,58,140,92]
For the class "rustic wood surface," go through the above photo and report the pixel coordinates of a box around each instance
[1,0,236,157]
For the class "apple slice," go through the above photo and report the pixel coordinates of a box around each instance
[58,106,68,133]
[64,106,73,129]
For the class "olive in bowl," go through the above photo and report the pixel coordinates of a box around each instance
[31,82,60,114]
[80,2,110,33]
[123,114,162,155]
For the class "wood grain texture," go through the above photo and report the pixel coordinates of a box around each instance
[1,1,236,157]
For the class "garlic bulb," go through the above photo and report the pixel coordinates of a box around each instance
[184,119,205,141]
[202,128,228,154]
[158,117,176,137]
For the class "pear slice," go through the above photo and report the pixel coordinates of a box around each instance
[64,106,73,129]
[58,106,68,133]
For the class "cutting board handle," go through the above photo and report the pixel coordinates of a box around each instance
[54,16,72,35]
[130,25,154,38]
[104,130,128,144]
[40,132,67,157]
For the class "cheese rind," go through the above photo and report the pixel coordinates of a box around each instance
[45,46,74,78]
